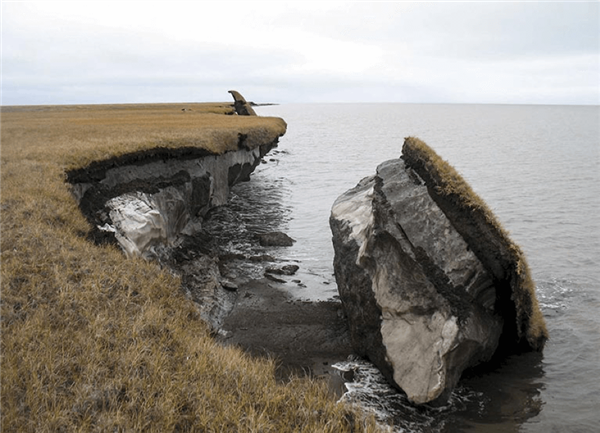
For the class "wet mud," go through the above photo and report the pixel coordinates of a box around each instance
[217,275,353,394]
[168,181,355,394]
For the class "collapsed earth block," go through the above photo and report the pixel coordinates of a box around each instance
[330,137,547,405]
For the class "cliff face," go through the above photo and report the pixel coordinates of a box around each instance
[69,132,282,259]
[67,123,284,329]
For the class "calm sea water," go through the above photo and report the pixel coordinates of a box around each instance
[239,103,600,432]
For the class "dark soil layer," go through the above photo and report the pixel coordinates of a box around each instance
[66,146,217,184]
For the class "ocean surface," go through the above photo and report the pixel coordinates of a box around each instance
[233,103,599,432]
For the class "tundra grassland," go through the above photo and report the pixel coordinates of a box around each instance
[1,103,379,432]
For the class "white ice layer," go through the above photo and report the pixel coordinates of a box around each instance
[93,146,265,258]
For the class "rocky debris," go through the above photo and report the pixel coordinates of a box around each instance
[257,232,295,247]
[263,264,300,283]
[265,264,299,276]
[264,274,287,284]
[249,254,276,262]
[176,253,237,330]
[228,90,257,116]
[221,279,239,292]
[330,137,547,406]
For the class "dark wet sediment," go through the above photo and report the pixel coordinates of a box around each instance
[190,199,355,394]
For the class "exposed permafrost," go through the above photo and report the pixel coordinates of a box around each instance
[71,137,281,259]
[99,189,189,258]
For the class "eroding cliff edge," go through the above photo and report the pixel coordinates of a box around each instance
[69,145,276,258]
[68,114,286,329]
[330,137,548,406]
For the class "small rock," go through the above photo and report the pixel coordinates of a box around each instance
[219,253,246,262]
[264,273,286,283]
[340,369,356,382]
[265,264,299,276]
[249,254,276,262]
[221,279,238,292]
[282,264,299,275]
[257,232,295,247]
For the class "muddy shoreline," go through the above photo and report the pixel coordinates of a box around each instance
[165,219,356,396]
[218,275,353,393]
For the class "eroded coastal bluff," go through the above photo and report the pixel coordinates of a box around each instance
[2,93,550,430]
[67,91,286,329]
[2,94,378,431]
[68,102,548,409]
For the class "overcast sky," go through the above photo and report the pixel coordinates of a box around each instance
[2,1,598,105]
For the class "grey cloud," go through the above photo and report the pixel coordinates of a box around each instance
[298,2,598,58]
[2,10,301,105]
[2,2,598,105]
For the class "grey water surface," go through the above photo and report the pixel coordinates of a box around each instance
[235,103,600,432]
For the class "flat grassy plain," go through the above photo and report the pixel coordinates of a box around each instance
[1,103,378,432]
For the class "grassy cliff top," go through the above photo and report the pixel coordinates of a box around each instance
[402,136,548,352]
[0,103,377,432]
[1,103,287,172]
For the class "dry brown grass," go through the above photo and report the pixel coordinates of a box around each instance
[402,136,548,350]
[1,103,287,171]
[1,103,379,432]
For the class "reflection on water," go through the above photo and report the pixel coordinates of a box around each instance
[525,278,600,433]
